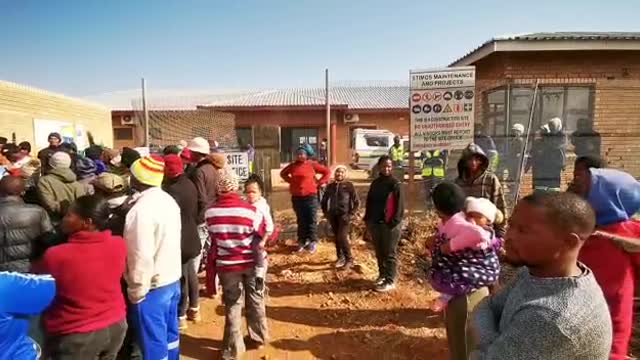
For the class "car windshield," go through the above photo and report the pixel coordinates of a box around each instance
[364,135,389,147]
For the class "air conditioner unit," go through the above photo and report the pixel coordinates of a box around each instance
[121,116,135,126]
[344,113,359,124]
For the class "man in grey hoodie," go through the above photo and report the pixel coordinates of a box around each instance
[471,192,612,360]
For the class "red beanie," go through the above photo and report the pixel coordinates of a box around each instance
[163,154,184,179]
[180,148,193,163]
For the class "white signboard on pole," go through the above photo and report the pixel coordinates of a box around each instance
[409,66,475,152]
[225,152,250,180]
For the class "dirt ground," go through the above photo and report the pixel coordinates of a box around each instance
[180,171,446,359]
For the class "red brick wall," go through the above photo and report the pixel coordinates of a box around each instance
[472,50,640,184]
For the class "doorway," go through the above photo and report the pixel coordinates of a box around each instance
[281,127,319,163]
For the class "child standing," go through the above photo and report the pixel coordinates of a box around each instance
[429,182,500,360]
[244,174,274,291]
[321,165,360,269]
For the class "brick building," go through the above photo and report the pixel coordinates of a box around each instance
[451,32,640,179]
[0,80,112,151]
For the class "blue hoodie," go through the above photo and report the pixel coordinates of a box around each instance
[0,272,56,360]
[587,168,640,226]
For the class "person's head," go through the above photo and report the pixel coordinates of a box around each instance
[163,145,181,156]
[129,156,165,191]
[84,144,103,161]
[377,155,393,177]
[587,168,640,226]
[48,132,62,147]
[464,197,503,226]
[296,147,309,162]
[0,137,7,150]
[209,153,226,170]
[1,143,20,163]
[459,144,489,178]
[94,172,127,197]
[75,157,97,180]
[393,135,400,146]
[121,147,141,169]
[217,169,239,195]
[163,154,184,180]
[62,195,111,234]
[18,141,31,155]
[577,118,591,132]
[432,182,466,220]
[61,142,77,155]
[244,173,265,204]
[334,165,347,182]
[49,151,72,170]
[511,123,524,137]
[20,159,41,180]
[180,148,193,165]
[572,156,604,197]
[0,175,25,197]
[547,117,563,134]
[505,192,595,274]
[186,137,210,161]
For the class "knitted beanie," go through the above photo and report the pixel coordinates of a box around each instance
[75,157,97,179]
[465,197,499,224]
[163,154,184,179]
[49,151,72,169]
[130,156,165,187]
[216,168,239,194]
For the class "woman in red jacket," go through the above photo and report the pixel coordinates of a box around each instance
[280,144,331,253]
[37,195,128,360]
[575,168,640,360]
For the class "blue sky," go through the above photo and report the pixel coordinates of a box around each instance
[1,0,639,97]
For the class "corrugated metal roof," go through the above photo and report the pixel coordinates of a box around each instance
[450,31,640,67]
[205,86,410,110]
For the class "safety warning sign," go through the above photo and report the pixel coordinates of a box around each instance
[409,66,475,151]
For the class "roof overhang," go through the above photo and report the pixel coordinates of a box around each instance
[198,104,350,112]
[450,39,640,67]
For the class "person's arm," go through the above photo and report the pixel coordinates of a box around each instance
[491,175,507,238]
[39,208,54,234]
[362,183,374,224]
[280,163,293,184]
[313,162,331,185]
[192,168,208,222]
[123,206,156,304]
[471,308,576,360]
[262,203,275,236]
[37,178,59,214]
[389,181,404,228]
[350,183,360,216]
[0,272,56,316]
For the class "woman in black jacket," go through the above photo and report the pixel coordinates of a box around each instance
[363,155,404,292]
[162,154,202,328]
[321,165,359,269]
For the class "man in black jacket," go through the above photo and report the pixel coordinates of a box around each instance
[162,154,201,329]
[0,176,54,272]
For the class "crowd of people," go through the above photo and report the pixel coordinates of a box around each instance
[0,118,638,360]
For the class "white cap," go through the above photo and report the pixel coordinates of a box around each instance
[511,123,525,134]
[187,137,210,155]
[465,197,498,224]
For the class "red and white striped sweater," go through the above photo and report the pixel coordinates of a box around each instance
[205,192,266,273]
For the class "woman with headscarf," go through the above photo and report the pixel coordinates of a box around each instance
[576,168,640,360]
[280,144,331,253]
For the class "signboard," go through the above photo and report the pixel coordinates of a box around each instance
[225,151,250,180]
[409,66,475,151]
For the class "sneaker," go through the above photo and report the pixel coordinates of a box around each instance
[306,242,317,254]
[179,316,188,330]
[295,245,306,253]
[375,281,396,293]
[335,258,346,269]
[187,308,201,322]
[374,277,386,286]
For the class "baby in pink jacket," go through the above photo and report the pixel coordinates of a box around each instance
[431,196,504,311]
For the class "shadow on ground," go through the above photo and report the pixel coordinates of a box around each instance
[180,334,223,359]
[270,329,448,360]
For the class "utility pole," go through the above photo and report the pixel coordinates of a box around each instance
[325,68,331,166]
[142,77,150,147]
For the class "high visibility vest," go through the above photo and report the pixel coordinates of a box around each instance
[422,150,445,178]
[389,145,405,162]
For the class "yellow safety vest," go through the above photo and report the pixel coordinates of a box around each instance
[389,145,404,162]
[422,150,445,178]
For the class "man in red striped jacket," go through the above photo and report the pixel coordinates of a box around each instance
[205,170,267,360]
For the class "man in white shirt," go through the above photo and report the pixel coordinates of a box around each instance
[124,156,182,360]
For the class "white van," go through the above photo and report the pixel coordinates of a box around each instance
[351,129,394,171]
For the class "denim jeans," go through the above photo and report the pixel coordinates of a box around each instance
[291,195,319,246]
[180,259,200,317]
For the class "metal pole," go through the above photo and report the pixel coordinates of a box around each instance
[142,78,150,147]
[325,69,331,166]
[514,81,539,201]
